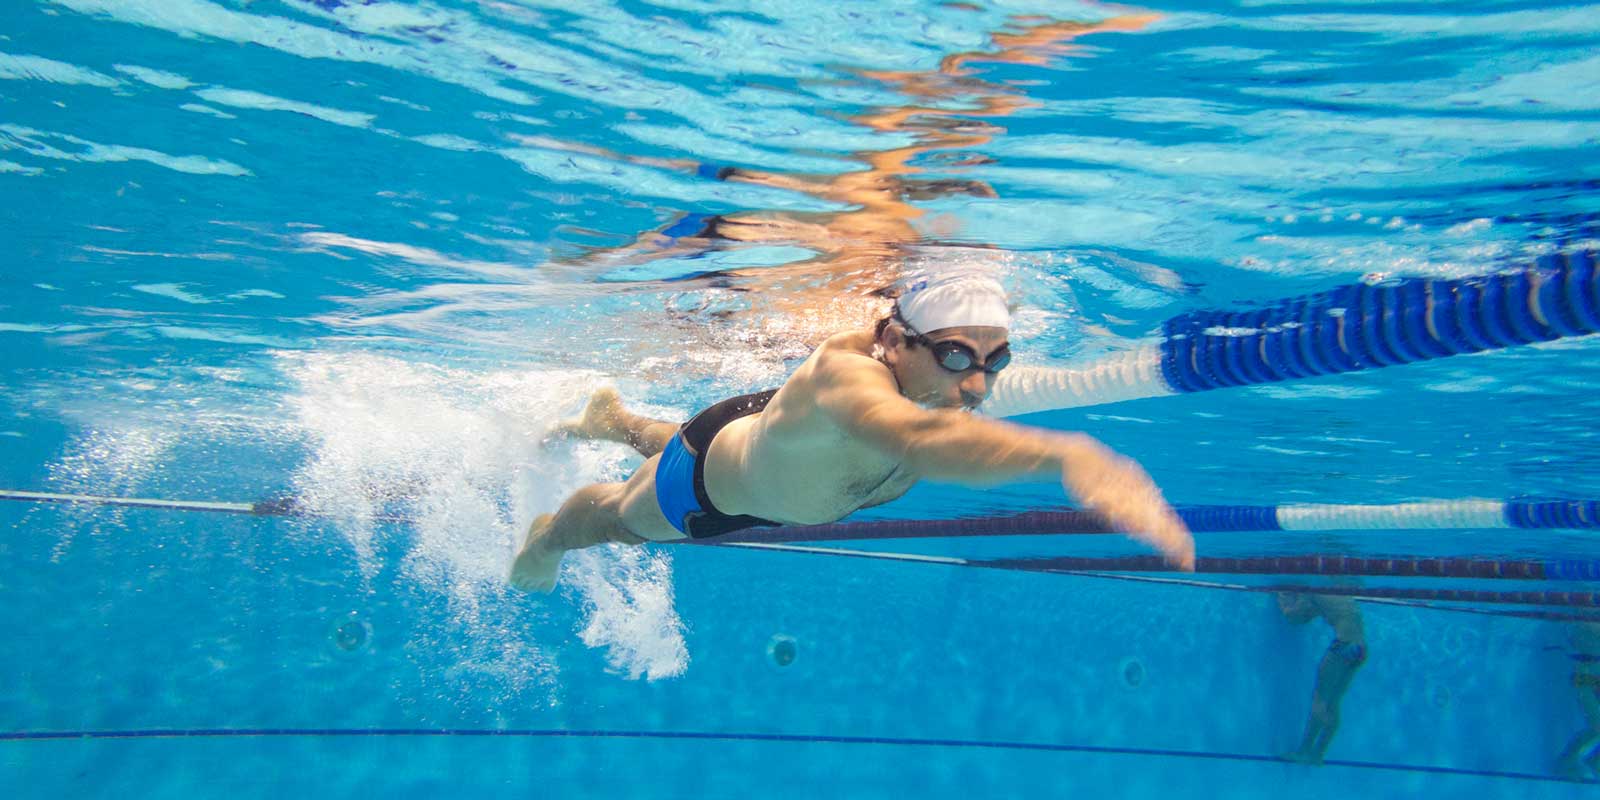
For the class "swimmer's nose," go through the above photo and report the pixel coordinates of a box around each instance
[959,371,991,406]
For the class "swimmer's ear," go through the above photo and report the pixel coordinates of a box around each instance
[878,322,911,365]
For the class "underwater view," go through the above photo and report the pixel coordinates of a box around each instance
[3,0,1600,796]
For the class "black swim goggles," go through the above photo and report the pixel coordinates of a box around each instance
[896,313,1011,374]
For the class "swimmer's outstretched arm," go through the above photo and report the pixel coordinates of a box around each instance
[814,351,1195,570]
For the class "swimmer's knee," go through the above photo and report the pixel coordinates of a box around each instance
[1310,702,1337,726]
[570,482,621,506]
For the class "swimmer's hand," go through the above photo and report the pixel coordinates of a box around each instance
[1059,436,1195,571]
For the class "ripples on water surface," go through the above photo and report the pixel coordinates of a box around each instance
[2,0,1600,792]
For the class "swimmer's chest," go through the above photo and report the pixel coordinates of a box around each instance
[749,412,917,513]
[852,465,917,509]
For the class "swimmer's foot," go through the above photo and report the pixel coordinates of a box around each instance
[1557,752,1592,782]
[551,387,632,443]
[1282,748,1323,766]
[1583,747,1600,779]
[510,514,561,593]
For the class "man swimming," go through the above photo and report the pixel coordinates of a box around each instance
[510,272,1195,592]
[1277,592,1368,765]
[1556,621,1600,779]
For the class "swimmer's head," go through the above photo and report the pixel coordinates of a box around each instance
[1276,592,1316,621]
[875,273,1011,410]
[899,178,998,202]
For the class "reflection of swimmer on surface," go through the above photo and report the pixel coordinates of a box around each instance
[1277,592,1367,765]
[528,11,1162,335]
[1556,622,1600,780]
[508,272,1194,592]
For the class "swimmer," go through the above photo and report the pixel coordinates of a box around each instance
[1556,621,1600,780]
[510,272,1195,592]
[1278,592,1368,765]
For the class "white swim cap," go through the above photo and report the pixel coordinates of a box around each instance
[894,272,1010,333]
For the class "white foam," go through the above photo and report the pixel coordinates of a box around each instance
[569,546,690,681]
[44,424,182,554]
[282,351,688,681]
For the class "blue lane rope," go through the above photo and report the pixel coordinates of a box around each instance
[985,249,1600,417]
[720,542,1600,608]
[1161,250,1599,394]
[0,727,1582,784]
[7,488,1600,618]
[1054,570,1600,624]
[5,490,1598,538]
[976,553,1591,581]
[698,499,1600,543]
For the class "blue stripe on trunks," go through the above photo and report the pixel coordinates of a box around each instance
[654,432,700,534]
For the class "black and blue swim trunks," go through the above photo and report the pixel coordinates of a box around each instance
[655,389,783,539]
[1329,638,1367,666]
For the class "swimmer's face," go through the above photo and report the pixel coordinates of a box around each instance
[886,324,1009,410]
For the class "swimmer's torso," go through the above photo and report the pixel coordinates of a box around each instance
[701,331,919,525]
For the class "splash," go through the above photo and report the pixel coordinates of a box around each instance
[43,423,181,555]
[569,544,690,681]
[282,350,689,680]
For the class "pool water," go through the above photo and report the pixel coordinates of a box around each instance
[2,0,1599,796]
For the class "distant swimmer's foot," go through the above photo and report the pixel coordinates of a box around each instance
[1583,748,1600,779]
[510,514,561,593]
[551,387,630,443]
[1282,749,1322,766]
[1557,754,1590,782]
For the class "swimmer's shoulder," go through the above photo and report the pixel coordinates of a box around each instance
[766,330,883,427]
[776,331,873,387]
[809,330,879,373]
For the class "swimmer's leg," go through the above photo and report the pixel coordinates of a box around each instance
[554,387,679,457]
[1583,740,1600,779]
[1557,730,1600,780]
[1557,681,1600,778]
[509,455,683,593]
[1287,642,1365,764]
